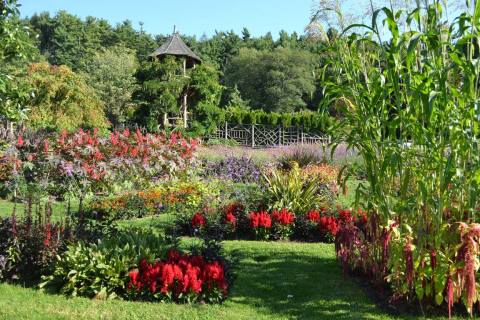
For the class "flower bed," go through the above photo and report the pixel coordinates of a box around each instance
[172,202,367,243]
[40,231,233,304]
[127,250,229,303]
[87,182,205,220]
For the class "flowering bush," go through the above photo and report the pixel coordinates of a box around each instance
[127,250,228,303]
[87,182,204,221]
[172,204,365,243]
[2,129,198,202]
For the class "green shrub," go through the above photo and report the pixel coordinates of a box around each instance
[222,107,333,132]
[40,229,171,299]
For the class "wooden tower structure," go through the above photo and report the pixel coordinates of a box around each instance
[149,27,201,128]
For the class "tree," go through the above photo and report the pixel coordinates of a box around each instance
[0,0,37,122]
[25,62,108,131]
[29,11,114,70]
[224,85,250,110]
[134,57,223,134]
[134,57,187,130]
[82,45,138,126]
[225,48,316,112]
[187,63,224,134]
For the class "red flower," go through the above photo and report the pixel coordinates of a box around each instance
[249,211,271,229]
[272,208,295,226]
[318,216,339,236]
[203,261,228,293]
[306,210,320,222]
[191,212,206,228]
[16,135,24,147]
[224,212,237,226]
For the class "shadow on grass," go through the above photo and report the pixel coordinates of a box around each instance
[227,245,451,320]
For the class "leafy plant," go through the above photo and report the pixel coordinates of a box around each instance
[325,1,480,316]
[40,229,172,299]
[0,202,74,284]
[263,162,328,214]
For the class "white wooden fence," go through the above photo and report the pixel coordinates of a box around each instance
[209,123,330,147]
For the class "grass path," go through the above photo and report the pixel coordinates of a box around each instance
[0,240,441,320]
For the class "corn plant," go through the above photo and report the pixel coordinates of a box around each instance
[325,0,480,316]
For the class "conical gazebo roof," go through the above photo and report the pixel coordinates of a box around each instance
[149,32,201,64]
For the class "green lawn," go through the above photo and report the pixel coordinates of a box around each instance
[0,241,405,320]
[0,200,453,320]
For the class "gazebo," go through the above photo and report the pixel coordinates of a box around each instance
[149,29,201,128]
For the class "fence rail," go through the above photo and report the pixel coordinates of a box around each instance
[208,123,330,148]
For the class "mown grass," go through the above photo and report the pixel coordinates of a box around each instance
[0,185,452,320]
[0,241,413,320]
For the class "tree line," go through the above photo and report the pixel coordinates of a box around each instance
[1,2,339,135]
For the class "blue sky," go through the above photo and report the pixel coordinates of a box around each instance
[19,0,315,38]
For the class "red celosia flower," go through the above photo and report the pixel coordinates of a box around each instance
[318,216,339,236]
[224,212,237,227]
[272,208,295,226]
[128,251,228,299]
[249,211,271,229]
[203,261,228,293]
[191,212,206,228]
[306,210,320,222]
